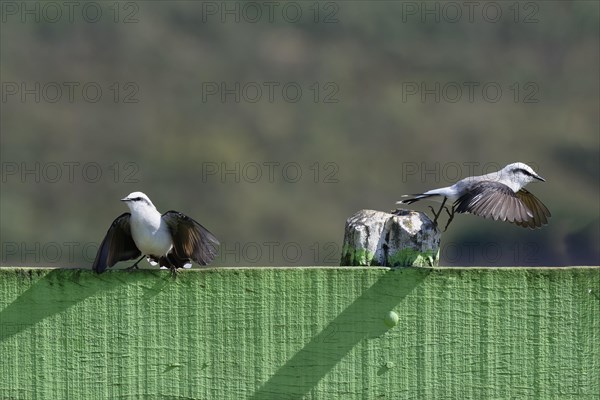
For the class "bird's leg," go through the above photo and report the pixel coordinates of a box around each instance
[428,206,437,218]
[429,197,447,226]
[443,205,456,232]
[162,254,180,278]
[126,256,145,271]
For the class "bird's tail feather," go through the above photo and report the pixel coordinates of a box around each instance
[396,193,438,205]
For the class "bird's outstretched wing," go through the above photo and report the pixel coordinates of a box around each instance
[92,213,141,273]
[162,211,220,267]
[514,188,551,228]
[454,181,550,228]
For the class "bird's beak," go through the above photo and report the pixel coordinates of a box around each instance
[534,175,546,182]
[120,197,130,202]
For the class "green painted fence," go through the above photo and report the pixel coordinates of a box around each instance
[0,267,598,399]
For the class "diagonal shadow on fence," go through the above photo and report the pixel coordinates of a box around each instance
[251,267,431,400]
[0,268,170,342]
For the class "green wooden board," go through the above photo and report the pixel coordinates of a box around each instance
[1,267,598,399]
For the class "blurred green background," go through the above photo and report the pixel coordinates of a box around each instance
[1,1,598,267]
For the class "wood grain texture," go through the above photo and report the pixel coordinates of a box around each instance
[0,267,598,399]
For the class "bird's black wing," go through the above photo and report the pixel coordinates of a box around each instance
[454,181,547,228]
[514,188,551,228]
[162,211,220,267]
[92,213,141,273]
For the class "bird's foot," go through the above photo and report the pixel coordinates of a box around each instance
[428,206,440,226]
[169,267,179,278]
[125,256,144,271]
[428,197,448,230]
[442,206,456,232]
[429,205,446,227]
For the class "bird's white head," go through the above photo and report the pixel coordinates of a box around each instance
[121,191,157,213]
[500,162,545,191]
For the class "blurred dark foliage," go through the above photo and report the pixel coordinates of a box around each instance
[1,1,598,267]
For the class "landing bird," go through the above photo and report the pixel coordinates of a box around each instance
[92,192,219,274]
[397,162,551,230]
